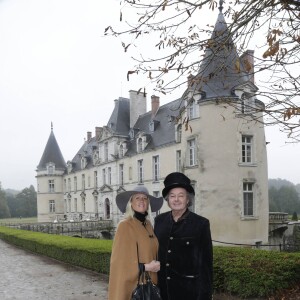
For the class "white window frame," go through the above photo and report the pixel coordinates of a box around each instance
[242,135,253,163]
[243,182,254,217]
[119,164,124,186]
[188,139,196,166]
[82,197,86,213]
[74,176,77,192]
[102,168,106,185]
[49,200,55,213]
[176,150,182,172]
[119,144,124,158]
[81,157,86,169]
[187,99,196,119]
[49,180,55,193]
[82,174,85,191]
[94,171,98,188]
[176,125,182,143]
[74,198,77,213]
[152,155,159,182]
[67,178,71,192]
[138,159,144,184]
[137,138,143,153]
[104,142,109,162]
[108,167,112,185]
[105,198,111,219]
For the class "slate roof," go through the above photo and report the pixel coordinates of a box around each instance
[190,6,251,99]
[126,98,184,156]
[69,97,130,171]
[107,97,130,136]
[70,136,98,172]
[37,128,66,171]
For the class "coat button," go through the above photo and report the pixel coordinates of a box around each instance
[170,237,173,240]
[167,277,171,280]
[168,250,171,253]
[186,241,190,245]
[166,263,170,267]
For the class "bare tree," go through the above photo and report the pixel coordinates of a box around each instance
[104,0,300,140]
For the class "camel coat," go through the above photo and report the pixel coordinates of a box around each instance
[108,217,159,300]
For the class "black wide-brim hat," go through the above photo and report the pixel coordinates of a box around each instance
[116,186,163,213]
[162,172,195,198]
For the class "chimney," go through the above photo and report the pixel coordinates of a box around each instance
[129,90,147,128]
[87,131,92,141]
[95,127,102,139]
[151,95,160,118]
[240,49,254,84]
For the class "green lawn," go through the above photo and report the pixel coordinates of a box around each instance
[0,217,37,224]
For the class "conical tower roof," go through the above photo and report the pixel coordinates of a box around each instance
[37,124,66,171]
[192,2,251,99]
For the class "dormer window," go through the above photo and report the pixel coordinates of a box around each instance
[129,129,135,140]
[149,120,159,132]
[119,144,124,158]
[176,125,182,143]
[104,142,109,162]
[137,137,143,153]
[47,162,55,175]
[187,99,196,119]
[67,161,72,174]
[149,121,154,132]
[93,151,99,165]
[240,93,255,114]
[81,157,86,169]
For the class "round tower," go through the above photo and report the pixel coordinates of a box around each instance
[36,123,66,222]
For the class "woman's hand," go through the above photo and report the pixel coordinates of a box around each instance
[144,260,160,272]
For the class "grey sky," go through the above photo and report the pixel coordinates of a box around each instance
[0,0,299,190]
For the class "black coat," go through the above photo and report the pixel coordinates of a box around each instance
[154,210,213,300]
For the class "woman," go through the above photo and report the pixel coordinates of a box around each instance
[154,172,213,300]
[108,186,163,300]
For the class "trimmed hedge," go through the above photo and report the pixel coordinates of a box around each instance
[1,226,300,298]
[214,246,300,298]
[0,226,112,274]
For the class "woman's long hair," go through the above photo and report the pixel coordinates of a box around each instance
[124,194,154,224]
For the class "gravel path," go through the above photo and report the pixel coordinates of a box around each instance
[0,239,108,300]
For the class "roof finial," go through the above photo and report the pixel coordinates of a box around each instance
[51,122,53,131]
[218,0,224,12]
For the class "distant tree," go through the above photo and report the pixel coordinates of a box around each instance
[14,185,37,218]
[6,193,18,218]
[268,178,294,190]
[295,184,300,196]
[292,211,298,221]
[0,189,11,218]
[269,186,280,212]
[269,184,300,214]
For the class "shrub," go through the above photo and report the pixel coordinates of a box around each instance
[213,246,300,298]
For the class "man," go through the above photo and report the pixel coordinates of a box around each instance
[154,172,213,300]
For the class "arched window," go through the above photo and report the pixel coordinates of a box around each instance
[105,198,111,219]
